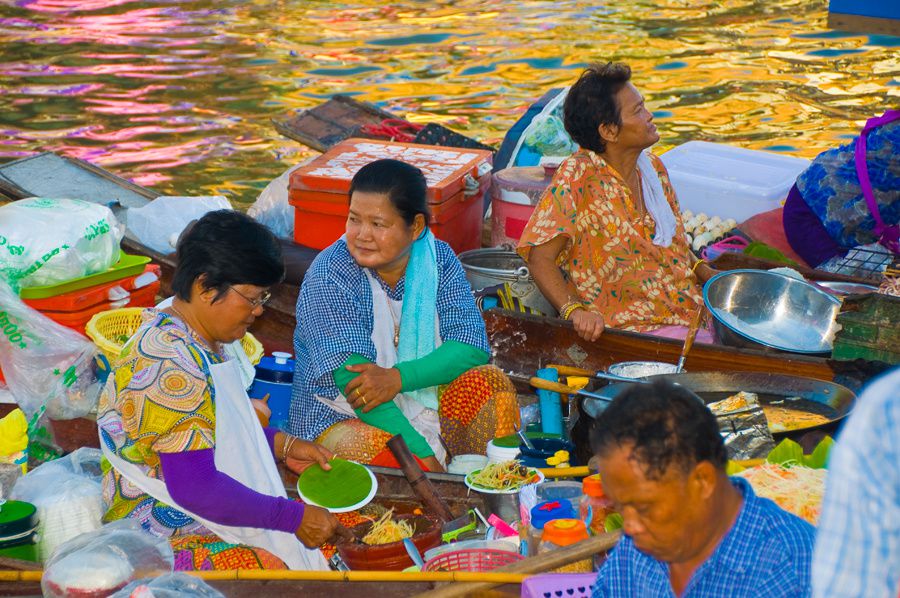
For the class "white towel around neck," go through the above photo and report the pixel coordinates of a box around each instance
[637,151,677,247]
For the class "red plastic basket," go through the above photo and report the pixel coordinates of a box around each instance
[422,548,522,572]
[521,573,597,598]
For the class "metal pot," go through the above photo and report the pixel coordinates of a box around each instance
[457,248,554,315]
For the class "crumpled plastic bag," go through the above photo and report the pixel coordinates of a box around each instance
[247,162,306,240]
[0,197,123,291]
[0,280,102,419]
[10,447,104,561]
[127,196,232,255]
[41,519,174,598]
[110,572,225,598]
[519,88,578,160]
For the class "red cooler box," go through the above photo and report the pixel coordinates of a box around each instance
[288,139,492,253]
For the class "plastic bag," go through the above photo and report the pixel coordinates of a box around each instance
[0,280,102,419]
[247,162,307,240]
[42,519,174,598]
[0,197,123,291]
[127,196,232,255]
[10,447,104,560]
[110,572,225,598]
[514,87,578,165]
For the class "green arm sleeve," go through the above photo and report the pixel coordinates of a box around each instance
[331,354,433,458]
[395,340,489,393]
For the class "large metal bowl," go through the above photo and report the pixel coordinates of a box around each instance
[703,269,841,355]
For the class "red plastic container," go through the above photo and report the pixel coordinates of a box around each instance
[39,282,159,334]
[289,138,492,253]
[490,166,552,247]
[22,265,161,312]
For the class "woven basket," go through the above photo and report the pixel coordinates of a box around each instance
[86,307,264,365]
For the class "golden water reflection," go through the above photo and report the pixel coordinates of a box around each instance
[0,0,896,207]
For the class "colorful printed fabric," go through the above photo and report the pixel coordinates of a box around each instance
[796,120,900,252]
[517,149,702,332]
[289,237,490,442]
[171,534,287,571]
[316,365,519,464]
[97,309,222,537]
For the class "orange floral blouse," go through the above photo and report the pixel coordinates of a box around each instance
[517,149,702,332]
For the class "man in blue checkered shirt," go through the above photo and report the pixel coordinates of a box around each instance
[812,367,900,598]
[590,380,815,597]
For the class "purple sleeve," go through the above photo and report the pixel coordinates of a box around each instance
[160,449,304,534]
[263,426,279,457]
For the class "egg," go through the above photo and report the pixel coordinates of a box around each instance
[692,231,714,251]
[708,216,722,229]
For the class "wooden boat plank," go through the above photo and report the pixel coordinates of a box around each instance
[484,309,837,382]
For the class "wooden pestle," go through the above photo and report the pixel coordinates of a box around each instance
[386,435,454,522]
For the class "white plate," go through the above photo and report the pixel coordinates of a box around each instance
[296,461,378,513]
[464,467,544,494]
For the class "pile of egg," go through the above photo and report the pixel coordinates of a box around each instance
[682,211,738,252]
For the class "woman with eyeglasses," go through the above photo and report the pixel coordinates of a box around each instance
[288,159,520,473]
[97,210,350,571]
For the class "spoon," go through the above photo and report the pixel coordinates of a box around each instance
[514,422,536,450]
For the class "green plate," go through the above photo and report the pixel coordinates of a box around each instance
[296,458,377,513]
[19,251,151,299]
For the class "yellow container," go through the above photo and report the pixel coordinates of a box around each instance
[86,307,264,365]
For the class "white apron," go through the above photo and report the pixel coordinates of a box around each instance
[102,350,327,570]
[315,271,446,464]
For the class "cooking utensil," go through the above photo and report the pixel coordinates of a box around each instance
[703,269,841,354]
[403,538,426,569]
[581,371,855,435]
[676,307,705,372]
[386,435,454,522]
[529,376,618,402]
[514,423,536,450]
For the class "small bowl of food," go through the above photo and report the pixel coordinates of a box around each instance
[464,460,544,522]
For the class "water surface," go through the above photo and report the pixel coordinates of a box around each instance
[0,0,896,208]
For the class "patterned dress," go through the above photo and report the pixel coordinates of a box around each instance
[97,309,285,570]
[517,149,702,332]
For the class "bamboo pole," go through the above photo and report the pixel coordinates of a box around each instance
[0,569,530,584]
[411,531,621,598]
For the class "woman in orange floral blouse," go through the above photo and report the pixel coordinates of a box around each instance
[518,62,717,342]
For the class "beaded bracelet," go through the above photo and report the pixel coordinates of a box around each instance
[691,260,706,276]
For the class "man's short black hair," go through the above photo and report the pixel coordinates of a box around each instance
[591,380,726,480]
[564,62,632,154]
[171,210,284,302]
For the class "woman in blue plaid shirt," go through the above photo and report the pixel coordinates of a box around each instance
[287,159,519,472]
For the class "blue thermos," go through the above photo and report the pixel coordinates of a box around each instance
[248,351,294,430]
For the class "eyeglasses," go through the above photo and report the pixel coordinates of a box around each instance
[229,286,271,308]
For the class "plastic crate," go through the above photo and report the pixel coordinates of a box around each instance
[40,282,159,333]
[422,548,522,572]
[23,264,160,312]
[521,573,597,598]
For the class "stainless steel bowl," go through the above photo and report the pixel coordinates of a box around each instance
[703,269,841,354]
[607,361,680,379]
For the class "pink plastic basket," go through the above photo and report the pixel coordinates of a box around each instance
[423,548,522,572]
[521,573,597,598]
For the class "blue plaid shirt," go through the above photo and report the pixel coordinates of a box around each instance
[813,367,900,598]
[593,477,815,598]
[287,238,489,441]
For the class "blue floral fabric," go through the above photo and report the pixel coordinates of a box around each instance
[796,120,900,250]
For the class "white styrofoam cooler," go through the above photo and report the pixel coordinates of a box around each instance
[660,141,810,222]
